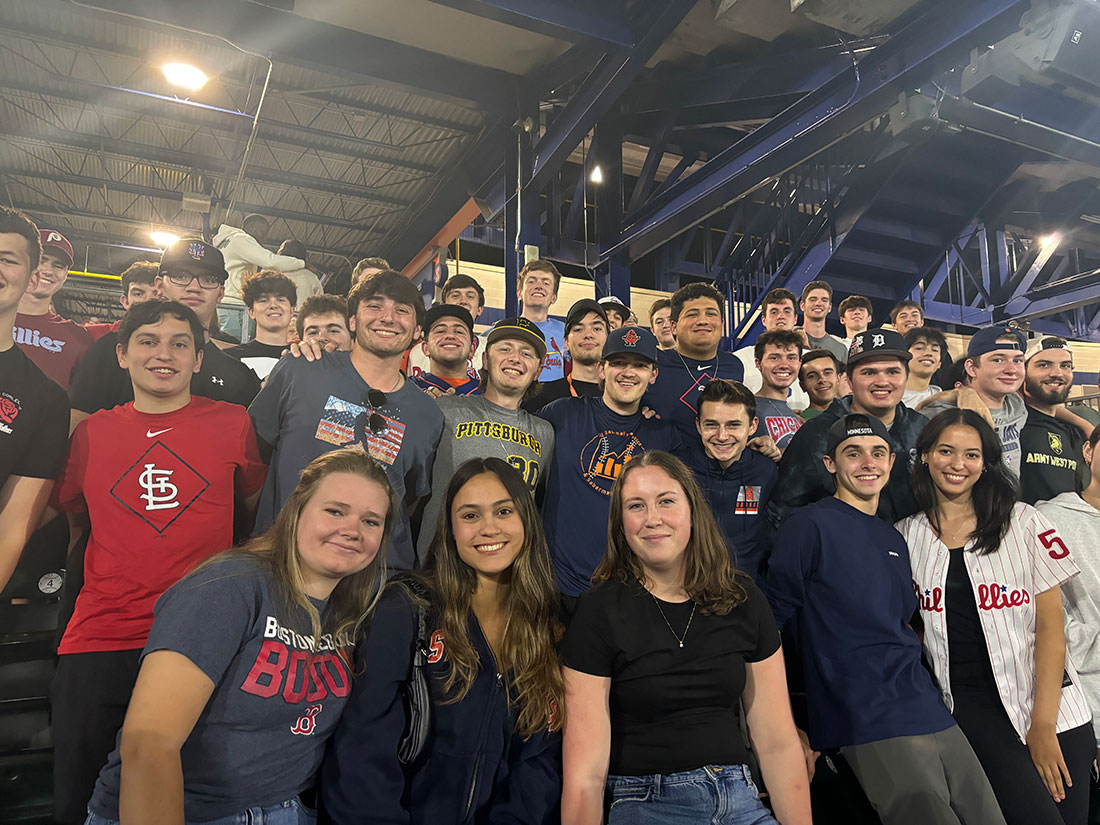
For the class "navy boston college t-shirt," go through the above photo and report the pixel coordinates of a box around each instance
[645,349,743,442]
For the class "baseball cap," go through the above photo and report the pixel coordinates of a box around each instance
[159,238,227,280]
[1025,335,1073,363]
[38,229,73,267]
[598,295,630,318]
[242,213,269,227]
[423,304,474,337]
[601,325,658,364]
[826,413,892,456]
[847,328,912,365]
[486,317,547,360]
[967,325,1026,359]
[566,298,609,331]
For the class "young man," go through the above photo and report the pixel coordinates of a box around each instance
[920,325,1027,475]
[734,287,809,410]
[416,317,554,562]
[768,328,927,526]
[70,239,262,425]
[0,207,69,592]
[797,349,840,420]
[14,228,92,389]
[295,294,352,352]
[517,260,568,381]
[766,414,1004,825]
[524,298,607,413]
[678,379,777,581]
[84,260,160,341]
[225,269,297,379]
[410,304,480,396]
[598,295,630,330]
[1021,336,1089,505]
[901,326,946,408]
[406,273,485,380]
[798,280,848,363]
[350,255,391,287]
[248,270,443,571]
[51,298,266,825]
[753,329,804,451]
[648,297,675,349]
[646,283,744,443]
[539,326,681,608]
[837,294,872,345]
[213,215,306,304]
[890,299,924,333]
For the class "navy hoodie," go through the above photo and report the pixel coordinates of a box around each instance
[677,442,777,582]
[322,587,561,825]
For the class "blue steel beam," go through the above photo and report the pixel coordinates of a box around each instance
[606,0,1028,262]
[527,0,696,197]
[427,0,635,52]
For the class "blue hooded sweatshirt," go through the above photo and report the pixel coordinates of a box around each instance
[322,586,561,825]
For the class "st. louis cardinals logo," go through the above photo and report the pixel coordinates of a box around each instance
[110,442,209,533]
[139,464,179,511]
[290,705,322,736]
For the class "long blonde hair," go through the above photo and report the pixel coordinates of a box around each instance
[594,450,747,614]
[424,457,564,736]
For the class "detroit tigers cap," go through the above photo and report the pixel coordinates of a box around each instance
[159,238,227,281]
[967,325,1027,359]
[566,298,609,332]
[1024,335,1074,364]
[601,325,658,364]
[486,317,547,360]
[38,229,73,267]
[423,303,474,337]
[826,413,892,456]
[847,327,911,366]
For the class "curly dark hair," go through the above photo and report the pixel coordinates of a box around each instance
[241,269,297,308]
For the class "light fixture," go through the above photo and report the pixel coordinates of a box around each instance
[161,62,209,92]
[590,165,603,184]
[1039,232,1061,250]
[150,230,180,248]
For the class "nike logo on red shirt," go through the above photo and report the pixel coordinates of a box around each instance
[146,428,172,438]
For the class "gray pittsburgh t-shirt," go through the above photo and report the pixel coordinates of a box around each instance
[921,392,1027,475]
[249,351,444,570]
[416,394,555,564]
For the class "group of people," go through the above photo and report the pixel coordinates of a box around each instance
[2,200,1100,825]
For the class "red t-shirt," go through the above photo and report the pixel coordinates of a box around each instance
[54,397,268,654]
[84,320,120,342]
[14,311,93,389]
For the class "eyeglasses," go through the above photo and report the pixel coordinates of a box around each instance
[366,389,388,435]
[164,271,225,289]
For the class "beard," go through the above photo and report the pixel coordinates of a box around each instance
[1025,375,1071,405]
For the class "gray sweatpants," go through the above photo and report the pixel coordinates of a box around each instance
[841,725,1006,825]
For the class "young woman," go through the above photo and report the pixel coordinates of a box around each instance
[561,450,811,825]
[84,447,394,825]
[898,409,1093,825]
[322,457,564,824]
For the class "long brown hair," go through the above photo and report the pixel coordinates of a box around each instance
[594,450,747,614]
[199,448,393,657]
[424,457,564,736]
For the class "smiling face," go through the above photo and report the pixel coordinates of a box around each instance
[351,294,419,357]
[841,305,870,336]
[451,471,524,581]
[908,337,942,380]
[922,424,983,501]
[824,435,895,502]
[849,356,907,417]
[800,288,831,322]
[762,299,796,331]
[27,250,70,300]
[966,341,1025,402]
[696,400,755,467]
[301,311,352,351]
[893,306,923,333]
[674,296,723,354]
[117,315,203,400]
[296,472,388,591]
[249,292,293,334]
[651,306,675,348]
[423,318,474,369]
[621,465,692,578]
[518,269,557,312]
[1025,348,1073,406]
[442,286,483,320]
[0,232,34,315]
[600,353,658,408]
[483,337,542,396]
[757,343,801,393]
[156,267,224,328]
[800,355,839,407]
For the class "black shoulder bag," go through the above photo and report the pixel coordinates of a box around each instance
[397,580,432,765]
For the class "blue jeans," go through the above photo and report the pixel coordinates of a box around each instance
[85,797,316,825]
[606,765,778,825]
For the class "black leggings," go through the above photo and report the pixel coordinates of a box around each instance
[953,689,1094,825]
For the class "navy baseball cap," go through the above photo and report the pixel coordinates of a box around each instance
[566,298,608,331]
[826,413,892,456]
[486,317,547,360]
[159,238,227,280]
[967,325,1026,359]
[423,304,474,336]
[847,327,911,366]
[601,325,658,364]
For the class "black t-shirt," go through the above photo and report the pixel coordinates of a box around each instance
[0,345,69,486]
[70,333,261,413]
[944,547,999,694]
[1020,407,1088,505]
[224,339,286,380]
[560,577,780,776]
[523,376,600,414]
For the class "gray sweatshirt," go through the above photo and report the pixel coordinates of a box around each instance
[1036,491,1100,743]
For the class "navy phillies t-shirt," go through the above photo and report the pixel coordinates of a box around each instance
[539,396,682,596]
[645,349,744,442]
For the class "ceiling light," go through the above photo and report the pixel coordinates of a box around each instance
[1039,233,1061,250]
[161,62,208,92]
[590,165,603,184]
[150,231,180,248]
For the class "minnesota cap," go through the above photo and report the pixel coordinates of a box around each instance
[826,413,892,456]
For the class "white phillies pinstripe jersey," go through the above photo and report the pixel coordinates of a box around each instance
[897,503,1092,743]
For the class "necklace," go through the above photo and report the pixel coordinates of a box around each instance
[651,593,696,648]
[676,349,717,379]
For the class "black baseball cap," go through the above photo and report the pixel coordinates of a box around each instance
[847,328,911,366]
[601,325,658,364]
[159,238,227,280]
[967,325,1026,359]
[423,304,474,336]
[566,298,609,331]
[826,413,892,456]
[486,317,547,360]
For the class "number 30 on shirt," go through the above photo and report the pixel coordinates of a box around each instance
[506,455,539,491]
